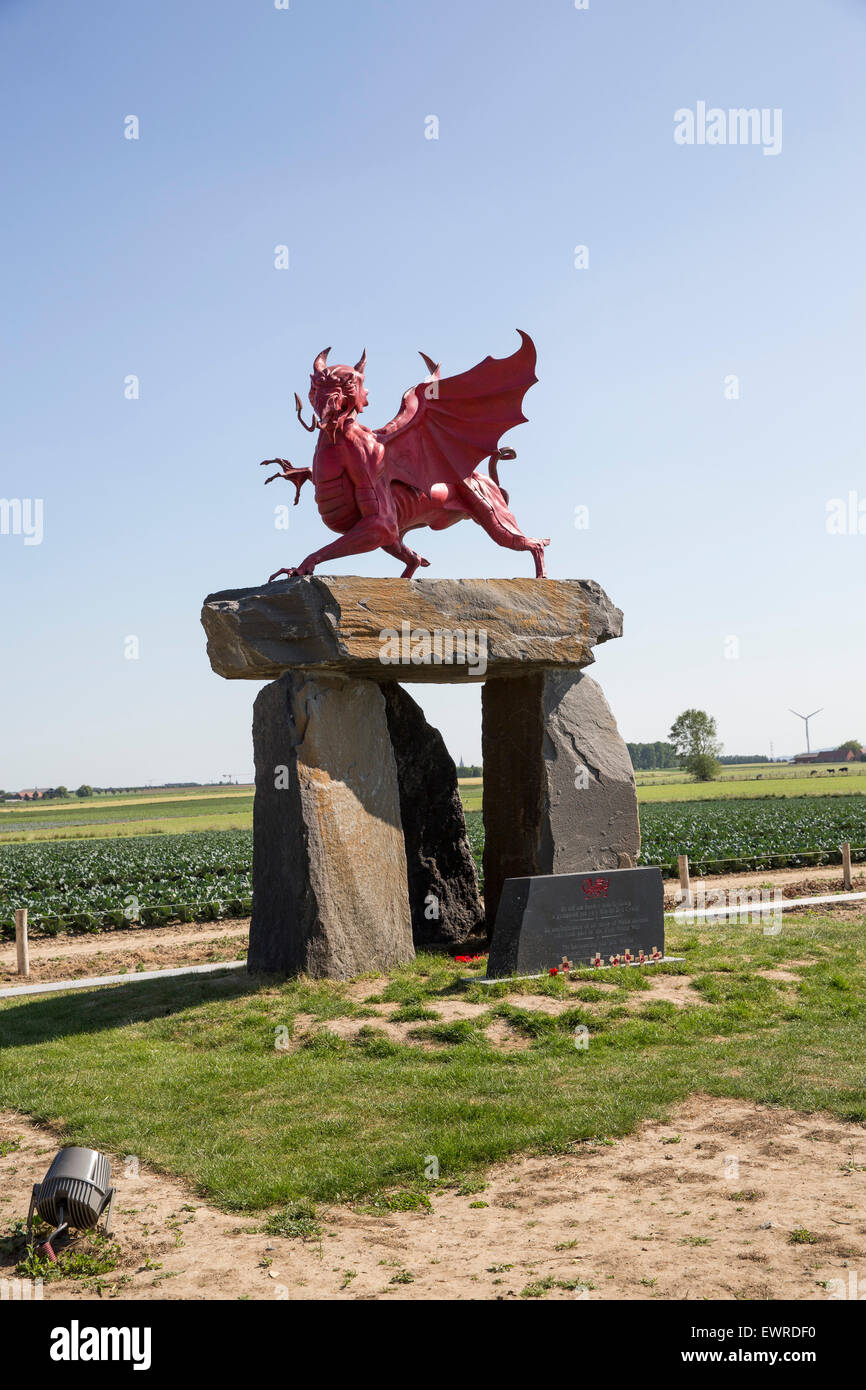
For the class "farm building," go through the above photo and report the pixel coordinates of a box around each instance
[791,747,859,764]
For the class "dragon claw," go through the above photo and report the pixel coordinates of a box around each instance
[269,563,315,582]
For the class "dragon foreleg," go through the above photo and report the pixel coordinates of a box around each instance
[259,458,313,504]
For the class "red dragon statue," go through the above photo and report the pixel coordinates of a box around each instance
[261,330,549,579]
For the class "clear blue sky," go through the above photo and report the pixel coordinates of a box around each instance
[2,0,865,788]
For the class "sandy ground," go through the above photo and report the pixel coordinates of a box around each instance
[0,921,249,987]
[2,1099,863,1302]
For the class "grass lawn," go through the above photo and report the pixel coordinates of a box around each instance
[0,910,862,1211]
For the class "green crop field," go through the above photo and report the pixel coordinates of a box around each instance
[463,795,866,882]
[636,796,866,873]
[0,830,252,936]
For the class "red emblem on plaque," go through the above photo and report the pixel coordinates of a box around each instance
[581,877,610,899]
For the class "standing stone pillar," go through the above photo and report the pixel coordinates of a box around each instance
[482,670,640,931]
[249,671,414,978]
[381,682,483,947]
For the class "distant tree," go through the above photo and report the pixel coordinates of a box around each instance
[688,752,721,782]
[654,741,678,769]
[75,784,94,798]
[626,744,643,770]
[626,741,678,771]
[840,739,863,757]
[56,785,69,798]
[669,709,722,781]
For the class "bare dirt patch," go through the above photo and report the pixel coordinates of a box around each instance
[289,999,493,1051]
[2,1098,862,1301]
[506,993,568,1015]
[628,975,706,1010]
[482,1019,532,1053]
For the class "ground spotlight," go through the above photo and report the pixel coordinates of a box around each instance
[27,1147,116,1262]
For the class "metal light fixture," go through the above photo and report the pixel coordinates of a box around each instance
[27,1147,116,1262]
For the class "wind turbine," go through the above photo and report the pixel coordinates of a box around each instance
[789,707,823,756]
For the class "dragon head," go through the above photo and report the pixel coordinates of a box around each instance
[309,347,368,439]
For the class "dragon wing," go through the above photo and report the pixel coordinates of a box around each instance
[374,330,537,494]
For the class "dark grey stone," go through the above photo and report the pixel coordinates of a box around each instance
[482,670,640,930]
[486,867,665,978]
[381,683,483,946]
[248,672,414,979]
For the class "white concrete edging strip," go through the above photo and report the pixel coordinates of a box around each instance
[665,890,866,921]
[0,959,246,1000]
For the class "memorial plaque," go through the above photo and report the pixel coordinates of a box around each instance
[485,867,664,978]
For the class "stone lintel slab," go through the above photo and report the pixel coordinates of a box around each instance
[201,576,623,683]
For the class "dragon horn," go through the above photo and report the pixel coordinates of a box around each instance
[419,351,440,377]
[313,346,331,373]
[354,347,367,373]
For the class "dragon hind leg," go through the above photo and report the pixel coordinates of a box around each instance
[383,540,431,579]
[458,478,550,578]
